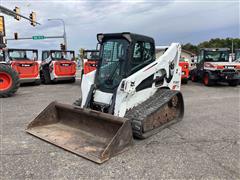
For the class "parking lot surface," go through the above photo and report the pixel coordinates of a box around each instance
[0,81,239,179]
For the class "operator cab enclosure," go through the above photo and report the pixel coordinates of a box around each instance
[40,50,76,83]
[83,32,156,112]
[96,32,155,93]
[5,48,40,84]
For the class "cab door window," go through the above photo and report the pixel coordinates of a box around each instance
[131,41,154,74]
[133,42,143,63]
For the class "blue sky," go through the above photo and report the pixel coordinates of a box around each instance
[1,0,239,53]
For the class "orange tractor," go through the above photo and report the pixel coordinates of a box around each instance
[0,63,19,98]
[0,49,19,97]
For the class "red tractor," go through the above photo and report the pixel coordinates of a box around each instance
[0,49,19,97]
[0,63,20,97]
[40,50,76,84]
[82,49,99,74]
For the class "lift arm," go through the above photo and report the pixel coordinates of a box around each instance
[120,43,182,94]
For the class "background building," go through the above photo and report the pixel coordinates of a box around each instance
[156,46,196,67]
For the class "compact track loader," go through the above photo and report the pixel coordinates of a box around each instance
[40,50,76,84]
[27,33,184,163]
[1,48,40,85]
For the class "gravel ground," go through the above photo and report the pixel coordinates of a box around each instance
[0,80,239,179]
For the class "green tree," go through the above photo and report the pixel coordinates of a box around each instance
[182,38,240,54]
[198,38,240,50]
[182,43,198,54]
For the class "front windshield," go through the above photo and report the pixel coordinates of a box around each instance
[8,50,38,60]
[204,51,229,62]
[96,39,129,91]
[51,51,74,60]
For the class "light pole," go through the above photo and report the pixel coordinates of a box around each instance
[48,18,67,50]
[231,38,234,62]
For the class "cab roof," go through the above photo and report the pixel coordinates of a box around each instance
[84,50,99,52]
[201,48,230,51]
[42,50,74,53]
[97,32,154,44]
[7,48,38,52]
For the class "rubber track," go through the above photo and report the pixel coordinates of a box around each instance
[125,89,183,139]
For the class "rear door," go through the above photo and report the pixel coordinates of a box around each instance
[12,60,39,79]
[54,60,76,77]
[9,50,39,79]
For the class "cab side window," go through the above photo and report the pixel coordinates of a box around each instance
[143,42,154,62]
[131,41,154,74]
[133,42,143,63]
